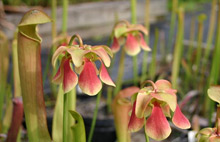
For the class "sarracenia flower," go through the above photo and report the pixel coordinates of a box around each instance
[111,20,151,56]
[196,124,220,142]
[128,80,191,141]
[52,34,115,95]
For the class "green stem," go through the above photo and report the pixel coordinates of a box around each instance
[62,0,68,34]
[141,0,150,82]
[187,17,196,65]
[203,0,217,68]
[171,7,184,89]
[114,49,126,96]
[52,0,57,40]
[130,0,136,24]
[132,56,138,86]
[88,91,102,142]
[145,133,149,142]
[194,14,206,79]
[63,93,68,142]
[167,0,178,54]
[130,0,138,86]
[149,28,159,80]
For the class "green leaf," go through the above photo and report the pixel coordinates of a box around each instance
[69,110,86,142]
[52,85,63,142]
[208,86,220,104]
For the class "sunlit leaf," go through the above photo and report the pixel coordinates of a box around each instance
[69,110,86,142]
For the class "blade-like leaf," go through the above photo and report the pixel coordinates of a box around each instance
[52,85,63,142]
[69,110,86,142]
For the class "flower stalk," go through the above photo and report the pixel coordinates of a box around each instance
[131,0,138,85]
[88,90,102,142]
[171,7,184,89]
[141,0,150,82]
[114,49,126,96]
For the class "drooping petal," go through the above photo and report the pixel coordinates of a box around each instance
[62,58,78,93]
[128,101,145,132]
[145,103,171,141]
[126,24,148,35]
[111,37,120,53]
[139,34,151,51]
[78,60,102,95]
[155,79,172,90]
[52,66,63,84]
[135,89,153,118]
[99,62,115,87]
[152,92,177,112]
[52,58,65,84]
[52,46,67,68]
[92,47,111,67]
[124,34,141,56]
[67,47,88,67]
[172,105,191,129]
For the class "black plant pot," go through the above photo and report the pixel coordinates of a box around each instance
[84,117,116,142]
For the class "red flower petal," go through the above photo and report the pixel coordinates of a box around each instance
[52,46,67,68]
[128,101,145,132]
[111,37,120,53]
[172,105,191,129]
[100,62,115,87]
[52,65,63,84]
[62,58,78,93]
[124,34,141,56]
[145,103,171,141]
[78,60,102,95]
[139,34,151,51]
[135,88,153,118]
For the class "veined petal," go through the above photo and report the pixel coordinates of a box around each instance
[172,105,191,129]
[66,47,88,67]
[100,62,115,87]
[152,92,177,112]
[127,24,148,35]
[128,101,144,132]
[139,34,151,51]
[124,34,141,56]
[145,103,171,141]
[62,58,78,93]
[111,37,120,53]
[52,46,67,68]
[92,47,111,67]
[135,90,153,118]
[155,79,172,90]
[78,60,102,95]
